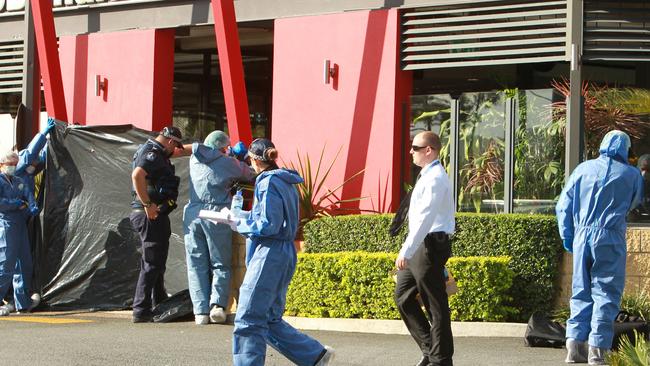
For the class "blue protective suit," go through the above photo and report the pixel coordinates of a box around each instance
[0,173,36,311]
[556,131,644,349]
[7,132,48,305]
[232,168,325,366]
[183,143,253,315]
[16,132,48,202]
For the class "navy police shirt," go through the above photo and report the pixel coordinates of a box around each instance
[131,139,175,209]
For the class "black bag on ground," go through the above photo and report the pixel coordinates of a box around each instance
[612,311,650,350]
[152,289,193,323]
[524,312,566,348]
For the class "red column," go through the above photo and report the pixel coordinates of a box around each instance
[30,0,67,122]
[30,48,41,136]
[210,0,253,145]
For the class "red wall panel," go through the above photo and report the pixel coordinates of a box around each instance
[272,9,411,212]
[59,29,174,131]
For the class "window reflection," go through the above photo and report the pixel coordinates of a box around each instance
[457,92,506,213]
[513,89,565,214]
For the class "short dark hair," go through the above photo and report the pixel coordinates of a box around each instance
[419,131,441,151]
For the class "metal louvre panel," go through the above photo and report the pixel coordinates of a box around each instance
[0,40,23,94]
[401,0,568,71]
[583,1,650,62]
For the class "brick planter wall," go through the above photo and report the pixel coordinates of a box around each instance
[227,233,247,313]
[556,227,650,307]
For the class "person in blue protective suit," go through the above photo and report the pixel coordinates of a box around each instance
[183,130,253,325]
[556,130,644,365]
[1,117,56,314]
[0,150,39,316]
[16,117,56,200]
[230,138,334,366]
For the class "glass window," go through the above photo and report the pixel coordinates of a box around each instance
[457,91,506,213]
[409,94,452,184]
[513,89,565,214]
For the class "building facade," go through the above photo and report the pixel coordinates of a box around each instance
[1,0,649,219]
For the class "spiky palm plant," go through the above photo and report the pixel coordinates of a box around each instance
[551,79,650,159]
[283,146,365,239]
[607,331,650,366]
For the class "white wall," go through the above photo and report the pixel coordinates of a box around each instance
[0,113,16,152]
[0,112,49,153]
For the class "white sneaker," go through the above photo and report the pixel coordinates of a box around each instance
[565,338,588,363]
[2,302,15,313]
[209,306,227,324]
[588,346,608,365]
[30,293,41,310]
[0,307,8,316]
[195,314,209,325]
[316,345,335,366]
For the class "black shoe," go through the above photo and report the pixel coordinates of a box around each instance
[132,314,153,323]
[416,356,429,366]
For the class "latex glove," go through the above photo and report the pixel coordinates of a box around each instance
[44,117,56,135]
[563,238,573,253]
[28,204,40,217]
[231,141,248,161]
[229,218,239,232]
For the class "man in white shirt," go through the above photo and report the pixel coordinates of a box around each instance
[395,131,455,366]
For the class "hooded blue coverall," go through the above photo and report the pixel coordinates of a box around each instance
[16,132,47,199]
[232,169,326,366]
[11,133,48,298]
[0,173,37,311]
[556,131,644,349]
[183,143,253,315]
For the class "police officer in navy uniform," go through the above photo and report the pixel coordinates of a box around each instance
[130,126,191,323]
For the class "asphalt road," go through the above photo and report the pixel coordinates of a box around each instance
[0,312,569,365]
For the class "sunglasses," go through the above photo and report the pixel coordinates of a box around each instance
[411,145,430,152]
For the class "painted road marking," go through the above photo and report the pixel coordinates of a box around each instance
[0,316,93,324]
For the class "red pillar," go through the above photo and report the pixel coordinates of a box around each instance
[210,0,253,145]
[30,0,67,122]
[30,48,41,136]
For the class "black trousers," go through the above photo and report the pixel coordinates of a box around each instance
[395,232,453,366]
[130,211,171,317]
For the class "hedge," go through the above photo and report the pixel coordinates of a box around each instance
[285,252,515,321]
[302,213,563,321]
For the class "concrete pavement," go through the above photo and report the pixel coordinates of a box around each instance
[0,311,567,365]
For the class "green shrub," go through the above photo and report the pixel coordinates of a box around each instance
[621,292,650,321]
[448,256,517,321]
[303,214,400,252]
[285,252,515,321]
[303,213,563,321]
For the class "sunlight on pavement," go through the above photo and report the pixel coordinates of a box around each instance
[0,316,93,324]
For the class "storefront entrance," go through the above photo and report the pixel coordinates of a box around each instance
[172,23,273,143]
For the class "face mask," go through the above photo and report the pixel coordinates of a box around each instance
[26,166,36,175]
[2,166,16,176]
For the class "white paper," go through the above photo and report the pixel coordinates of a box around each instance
[198,207,237,225]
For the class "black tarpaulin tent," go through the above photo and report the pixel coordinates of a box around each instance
[39,123,189,310]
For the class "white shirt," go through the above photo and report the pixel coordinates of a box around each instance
[399,160,455,260]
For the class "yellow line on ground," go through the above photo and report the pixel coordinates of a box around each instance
[0,316,93,324]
